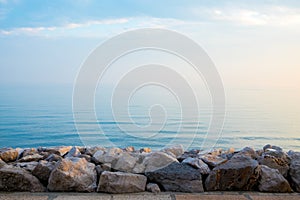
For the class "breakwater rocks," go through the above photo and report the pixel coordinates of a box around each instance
[0,144,300,193]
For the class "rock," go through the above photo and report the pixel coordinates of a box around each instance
[85,146,106,156]
[201,154,227,167]
[0,148,18,162]
[48,157,97,192]
[161,144,184,158]
[263,144,282,152]
[111,152,137,173]
[125,146,135,152]
[64,146,81,158]
[18,154,44,162]
[146,183,160,193]
[0,166,45,192]
[235,147,258,159]
[289,153,300,192]
[43,146,73,156]
[287,150,300,160]
[14,161,38,172]
[178,149,200,161]
[227,147,235,154]
[0,158,6,168]
[45,153,62,162]
[205,155,260,191]
[79,154,92,162]
[101,163,111,171]
[182,157,210,174]
[258,165,291,192]
[146,162,204,192]
[140,147,151,153]
[258,149,290,177]
[92,148,123,164]
[32,160,56,185]
[143,152,179,173]
[97,171,147,193]
[21,148,38,157]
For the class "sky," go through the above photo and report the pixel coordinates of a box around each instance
[0,0,300,89]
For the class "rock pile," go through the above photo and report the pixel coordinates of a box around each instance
[0,144,299,193]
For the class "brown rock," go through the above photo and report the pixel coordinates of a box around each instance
[32,160,56,185]
[201,154,227,167]
[18,154,44,162]
[146,183,161,193]
[97,171,147,193]
[182,157,210,174]
[0,148,18,162]
[258,165,292,192]
[161,144,184,158]
[140,147,151,153]
[205,155,260,191]
[48,157,97,192]
[0,166,45,192]
[14,161,38,172]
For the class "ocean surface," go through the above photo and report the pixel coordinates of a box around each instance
[0,85,300,151]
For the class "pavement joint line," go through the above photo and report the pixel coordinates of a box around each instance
[170,193,176,200]
[244,193,253,200]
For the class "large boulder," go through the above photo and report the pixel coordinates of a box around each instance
[258,148,290,177]
[111,152,137,173]
[92,147,123,164]
[48,157,97,192]
[0,148,18,162]
[18,154,44,162]
[201,154,227,168]
[64,146,81,158]
[0,166,45,192]
[289,151,300,192]
[258,165,291,192]
[32,160,56,185]
[145,162,204,192]
[14,161,38,172]
[97,171,147,193]
[142,152,178,173]
[205,155,260,191]
[235,147,258,159]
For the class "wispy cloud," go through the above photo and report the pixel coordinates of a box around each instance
[208,6,300,26]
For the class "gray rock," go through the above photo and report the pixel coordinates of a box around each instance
[45,153,62,162]
[258,149,290,177]
[64,146,81,158]
[201,154,227,167]
[182,157,210,174]
[21,148,38,157]
[14,161,38,172]
[235,147,258,159]
[289,153,300,192]
[263,144,282,152]
[205,155,260,191]
[0,158,6,168]
[146,183,161,193]
[0,148,18,162]
[146,162,204,193]
[0,166,45,192]
[18,154,44,162]
[161,144,184,158]
[48,157,97,192]
[85,146,106,156]
[143,152,179,173]
[111,152,137,173]
[32,160,56,185]
[258,165,291,192]
[92,148,123,164]
[97,171,147,193]
[43,146,73,156]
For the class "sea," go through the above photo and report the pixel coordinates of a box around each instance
[0,84,299,151]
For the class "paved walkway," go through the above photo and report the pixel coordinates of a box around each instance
[0,192,300,200]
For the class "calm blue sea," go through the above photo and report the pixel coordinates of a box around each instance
[0,85,299,151]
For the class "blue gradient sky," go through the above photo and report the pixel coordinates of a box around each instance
[1,0,300,89]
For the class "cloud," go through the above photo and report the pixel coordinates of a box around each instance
[208,6,300,26]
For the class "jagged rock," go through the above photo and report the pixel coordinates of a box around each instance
[235,147,258,159]
[289,152,300,192]
[125,146,135,152]
[18,154,44,162]
[143,152,178,173]
[32,160,56,185]
[177,149,200,161]
[79,154,92,162]
[101,163,111,171]
[146,183,161,193]
[43,146,73,156]
[45,153,62,162]
[0,158,6,168]
[0,148,18,162]
[258,148,290,177]
[64,146,81,158]
[48,157,97,192]
[97,171,147,193]
[258,165,291,192]
[85,146,106,156]
[263,144,282,152]
[201,154,227,167]
[182,157,210,174]
[140,147,151,153]
[14,161,38,172]
[92,148,123,164]
[146,162,204,192]
[21,148,38,157]
[205,155,260,191]
[0,166,45,192]
[111,152,137,173]
[161,144,184,158]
